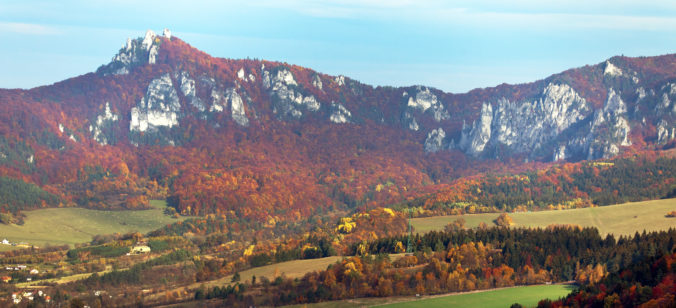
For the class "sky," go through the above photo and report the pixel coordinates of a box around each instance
[1,0,676,93]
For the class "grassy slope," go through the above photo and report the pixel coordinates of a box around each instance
[380,284,574,308]
[0,200,185,249]
[283,284,574,308]
[196,256,345,289]
[412,198,676,236]
[148,256,349,303]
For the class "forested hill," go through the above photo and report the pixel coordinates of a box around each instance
[0,29,675,223]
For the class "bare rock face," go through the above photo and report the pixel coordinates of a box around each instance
[458,102,493,156]
[262,67,321,119]
[553,145,567,161]
[312,75,323,90]
[90,102,119,145]
[651,83,676,145]
[456,83,592,159]
[604,60,623,77]
[210,88,249,126]
[129,73,181,145]
[238,68,255,82]
[335,75,345,86]
[98,30,162,75]
[406,86,449,122]
[424,128,446,153]
[330,102,352,124]
[403,86,449,132]
[176,71,206,112]
[207,86,249,126]
[587,89,631,159]
[92,31,676,162]
[657,120,676,144]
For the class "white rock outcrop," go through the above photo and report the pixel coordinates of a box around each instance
[101,29,162,75]
[335,75,345,86]
[568,88,632,160]
[424,128,446,153]
[604,61,623,77]
[176,71,205,112]
[263,67,321,119]
[457,83,591,159]
[91,102,120,145]
[141,30,156,51]
[312,75,323,90]
[657,120,676,144]
[459,103,493,156]
[130,73,180,134]
[409,117,419,131]
[406,86,449,122]
[330,102,352,124]
[209,87,250,126]
[553,145,567,161]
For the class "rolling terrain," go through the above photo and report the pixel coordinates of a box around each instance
[0,200,185,250]
[0,29,675,228]
[0,29,674,307]
[411,198,676,236]
[381,284,574,308]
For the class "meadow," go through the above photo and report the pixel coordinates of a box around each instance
[195,256,345,289]
[0,200,184,249]
[412,198,676,236]
[380,284,574,308]
[283,284,574,308]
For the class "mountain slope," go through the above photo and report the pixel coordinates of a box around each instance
[0,29,674,221]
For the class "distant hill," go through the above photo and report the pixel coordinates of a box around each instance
[0,29,674,221]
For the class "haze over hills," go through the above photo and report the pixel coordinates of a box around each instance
[0,29,675,221]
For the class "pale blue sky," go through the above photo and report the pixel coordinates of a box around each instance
[1,0,676,93]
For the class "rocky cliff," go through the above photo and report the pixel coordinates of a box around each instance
[1,29,675,216]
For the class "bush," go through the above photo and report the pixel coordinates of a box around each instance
[495,213,513,227]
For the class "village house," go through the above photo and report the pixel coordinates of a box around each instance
[9,290,46,303]
[11,293,21,304]
[129,245,151,255]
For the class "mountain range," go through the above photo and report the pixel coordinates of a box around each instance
[0,29,675,221]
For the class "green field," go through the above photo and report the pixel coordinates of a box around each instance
[381,284,574,308]
[284,284,574,308]
[0,200,185,249]
[412,198,676,236]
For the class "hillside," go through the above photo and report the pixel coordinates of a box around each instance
[0,29,675,224]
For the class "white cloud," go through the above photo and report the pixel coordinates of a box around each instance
[0,22,62,35]
[244,0,676,31]
[427,9,676,31]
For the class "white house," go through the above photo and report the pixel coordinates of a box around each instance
[130,245,151,254]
